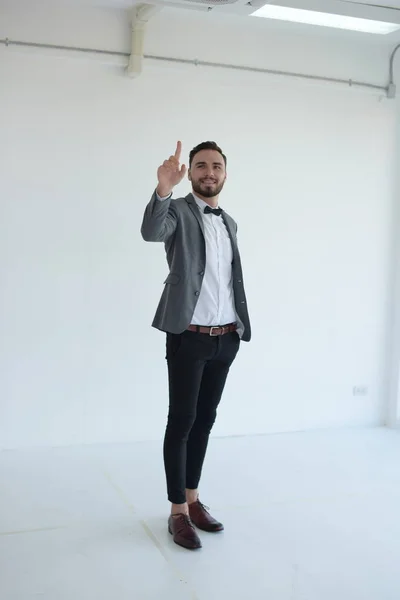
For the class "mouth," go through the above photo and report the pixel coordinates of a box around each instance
[201,179,217,185]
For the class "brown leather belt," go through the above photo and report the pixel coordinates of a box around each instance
[187,323,237,336]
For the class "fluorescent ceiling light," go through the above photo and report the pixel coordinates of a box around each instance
[250,5,400,34]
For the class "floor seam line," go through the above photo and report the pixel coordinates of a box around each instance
[101,467,200,600]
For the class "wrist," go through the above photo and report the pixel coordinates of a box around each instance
[156,185,172,198]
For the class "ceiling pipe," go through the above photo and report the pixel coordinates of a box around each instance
[0,36,394,98]
[126,4,162,78]
[388,43,400,98]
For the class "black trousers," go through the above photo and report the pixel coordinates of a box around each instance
[164,329,240,505]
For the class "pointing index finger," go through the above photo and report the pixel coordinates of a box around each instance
[174,140,182,161]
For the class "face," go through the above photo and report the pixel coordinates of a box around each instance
[188,149,227,199]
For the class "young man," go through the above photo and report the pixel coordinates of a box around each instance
[141,141,251,550]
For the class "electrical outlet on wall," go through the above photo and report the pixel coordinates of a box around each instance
[353,385,369,396]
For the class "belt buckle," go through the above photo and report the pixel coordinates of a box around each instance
[209,326,220,337]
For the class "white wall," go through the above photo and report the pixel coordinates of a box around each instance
[0,1,398,448]
[387,85,400,427]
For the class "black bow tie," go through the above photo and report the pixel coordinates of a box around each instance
[204,206,222,216]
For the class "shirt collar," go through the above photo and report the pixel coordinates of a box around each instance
[192,193,219,212]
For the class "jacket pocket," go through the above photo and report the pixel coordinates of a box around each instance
[164,273,180,285]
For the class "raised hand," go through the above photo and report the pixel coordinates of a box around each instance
[156,141,187,197]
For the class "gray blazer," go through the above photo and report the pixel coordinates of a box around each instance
[141,192,251,342]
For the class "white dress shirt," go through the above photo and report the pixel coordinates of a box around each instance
[190,194,237,327]
[157,192,240,329]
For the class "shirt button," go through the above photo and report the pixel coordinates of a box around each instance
[195,291,200,296]
[238,280,242,283]
[199,271,204,276]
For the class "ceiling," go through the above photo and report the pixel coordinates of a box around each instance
[345,1,400,7]
[14,0,400,37]
[31,0,400,9]
[139,0,400,26]
[341,0,400,7]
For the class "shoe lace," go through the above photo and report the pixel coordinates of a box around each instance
[176,514,195,531]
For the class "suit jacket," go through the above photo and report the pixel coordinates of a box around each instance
[141,192,251,342]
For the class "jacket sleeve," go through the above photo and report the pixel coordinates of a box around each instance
[140,191,178,243]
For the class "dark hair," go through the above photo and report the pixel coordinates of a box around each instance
[189,141,227,168]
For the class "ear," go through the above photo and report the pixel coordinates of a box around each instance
[188,169,192,182]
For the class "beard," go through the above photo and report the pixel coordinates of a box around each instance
[192,178,225,198]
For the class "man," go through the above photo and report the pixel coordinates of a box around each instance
[141,140,251,550]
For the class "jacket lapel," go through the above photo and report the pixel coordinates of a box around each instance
[222,211,240,265]
[186,194,205,236]
[186,196,239,264]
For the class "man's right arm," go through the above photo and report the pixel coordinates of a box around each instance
[140,141,186,243]
[140,191,178,242]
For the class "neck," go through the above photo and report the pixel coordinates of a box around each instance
[192,191,219,208]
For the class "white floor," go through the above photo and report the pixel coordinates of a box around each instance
[1,428,400,600]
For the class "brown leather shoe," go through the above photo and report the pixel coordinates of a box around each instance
[168,514,202,550]
[188,500,224,532]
